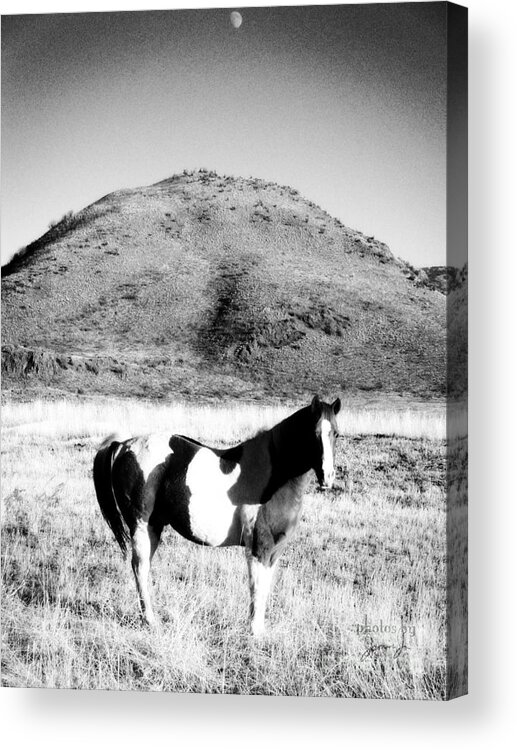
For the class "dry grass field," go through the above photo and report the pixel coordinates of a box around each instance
[1,397,466,698]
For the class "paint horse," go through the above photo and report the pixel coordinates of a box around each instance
[93,395,341,636]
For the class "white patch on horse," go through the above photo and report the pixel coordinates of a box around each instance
[321,419,334,486]
[186,448,241,546]
[131,433,172,481]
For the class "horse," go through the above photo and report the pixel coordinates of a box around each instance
[93,395,341,636]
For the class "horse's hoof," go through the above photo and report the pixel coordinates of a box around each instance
[250,623,266,638]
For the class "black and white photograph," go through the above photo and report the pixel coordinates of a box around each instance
[1,2,467,699]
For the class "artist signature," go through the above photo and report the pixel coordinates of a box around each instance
[352,616,416,661]
[359,642,409,661]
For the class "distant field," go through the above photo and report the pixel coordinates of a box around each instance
[1,394,464,443]
[1,397,467,698]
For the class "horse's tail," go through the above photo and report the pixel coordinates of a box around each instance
[93,435,130,557]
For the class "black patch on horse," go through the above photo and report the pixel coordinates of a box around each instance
[220,443,243,474]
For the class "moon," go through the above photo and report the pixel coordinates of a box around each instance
[230,11,242,29]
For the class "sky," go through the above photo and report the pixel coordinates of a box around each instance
[2,2,449,267]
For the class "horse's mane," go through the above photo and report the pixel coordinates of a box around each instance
[272,404,312,438]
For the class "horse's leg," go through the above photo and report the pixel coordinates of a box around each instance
[131,520,162,626]
[245,513,291,637]
[246,548,277,637]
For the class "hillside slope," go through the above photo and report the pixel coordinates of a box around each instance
[2,170,449,400]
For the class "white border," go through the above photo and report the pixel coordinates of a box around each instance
[1,1,516,748]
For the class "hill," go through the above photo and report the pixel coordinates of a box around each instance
[2,169,453,401]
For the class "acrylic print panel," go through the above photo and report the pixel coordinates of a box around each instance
[1,3,467,699]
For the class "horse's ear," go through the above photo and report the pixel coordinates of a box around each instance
[332,398,341,415]
[311,395,322,416]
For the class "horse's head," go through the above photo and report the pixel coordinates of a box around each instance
[310,395,341,489]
